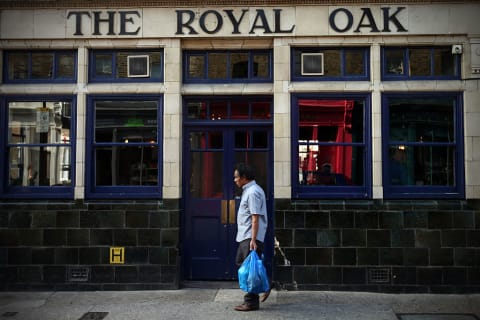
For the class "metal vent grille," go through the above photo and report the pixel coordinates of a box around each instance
[368,268,390,283]
[68,267,89,282]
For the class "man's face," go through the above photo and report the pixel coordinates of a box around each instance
[234,170,247,188]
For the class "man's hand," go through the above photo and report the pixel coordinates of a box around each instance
[249,238,257,251]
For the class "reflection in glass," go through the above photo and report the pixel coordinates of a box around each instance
[95,146,158,186]
[8,100,72,187]
[434,48,455,76]
[385,49,404,75]
[95,54,113,76]
[231,53,249,78]
[8,53,29,80]
[409,48,431,76]
[297,99,365,186]
[31,53,53,79]
[185,99,272,121]
[190,151,224,198]
[93,100,159,187]
[387,97,456,186]
[208,53,227,79]
[210,101,228,120]
[230,101,249,119]
[188,55,205,78]
[94,101,157,143]
[190,131,223,149]
[57,54,75,78]
[345,50,364,75]
[323,50,341,76]
[389,145,454,186]
[253,54,269,78]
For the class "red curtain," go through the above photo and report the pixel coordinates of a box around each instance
[299,99,354,182]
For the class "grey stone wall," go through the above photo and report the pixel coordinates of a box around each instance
[273,199,480,293]
[0,200,180,290]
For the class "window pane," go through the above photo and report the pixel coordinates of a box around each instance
[8,146,71,186]
[95,146,158,186]
[434,48,455,76]
[150,52,162,78]
[389,98,454,143]
[299,145,364,186]
[231,101,249,119]
[252,101,271,119]
[252,131,268,148]
[385,49,404,75]
[189,151,223,198]
[409,48,431,76]
[8,53,29,80]
[253,54,269,78]
[210,101,228,120]
[345,50,364,75]
[57,53,75,78]
[188,55,205,78]
[231,53,249,78]
[323,50,341,76]
[389,145,454,186]
[8,101,72,144]
[189,131,223,149]
[187,102,207,119]
[116,52,129,78]
[95,54,113,76]
[298,100,363,142]
[297,98,365,187]
[208,53,227,79]
[31,53,53,79]
[94,101,157,143]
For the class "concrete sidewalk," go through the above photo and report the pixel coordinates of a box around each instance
[0,289,479,320]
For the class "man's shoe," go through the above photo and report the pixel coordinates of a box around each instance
[260,288,271,302]
[234,304,259,311]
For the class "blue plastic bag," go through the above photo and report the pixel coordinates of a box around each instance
[238,250,270,294]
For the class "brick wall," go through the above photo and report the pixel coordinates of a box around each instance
[0,200,180,290]
[273,199,480,293]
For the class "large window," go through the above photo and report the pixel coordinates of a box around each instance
[89,49,163,82]
[86,96,162,198]
[1,97,74,198]
[183,50,272,83]
[3,50,76,83]
[382,46,460,80]
[291,47,369,81]
[382,93,464,198]
[292,94,371,199]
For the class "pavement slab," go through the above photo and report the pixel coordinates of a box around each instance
[0,289,478,320]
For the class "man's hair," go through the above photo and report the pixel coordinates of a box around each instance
[235,163,256,180]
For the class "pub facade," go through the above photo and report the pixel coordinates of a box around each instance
[0,0,479,292]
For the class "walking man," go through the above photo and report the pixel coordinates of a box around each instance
[233,163,271,311]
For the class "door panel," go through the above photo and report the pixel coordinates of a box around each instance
[183,126,272,280]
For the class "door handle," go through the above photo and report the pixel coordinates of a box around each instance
[221,200,227,224]
[221,199,237,225]
[229,199,236,224]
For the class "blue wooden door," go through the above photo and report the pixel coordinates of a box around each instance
[183,126,273,280]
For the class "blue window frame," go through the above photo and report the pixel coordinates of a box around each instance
[184,96,272,121]
[382,93,464,199]
[3,50,77,83]
[291,47,370,81]
[0,96,75,199]
[291,94,372,199]
[85,95,163,199]
[382,46,461,80]
[183,50,272,83]
[89,49,164,83]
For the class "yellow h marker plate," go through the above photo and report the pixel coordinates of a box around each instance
[110,247,125,264]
